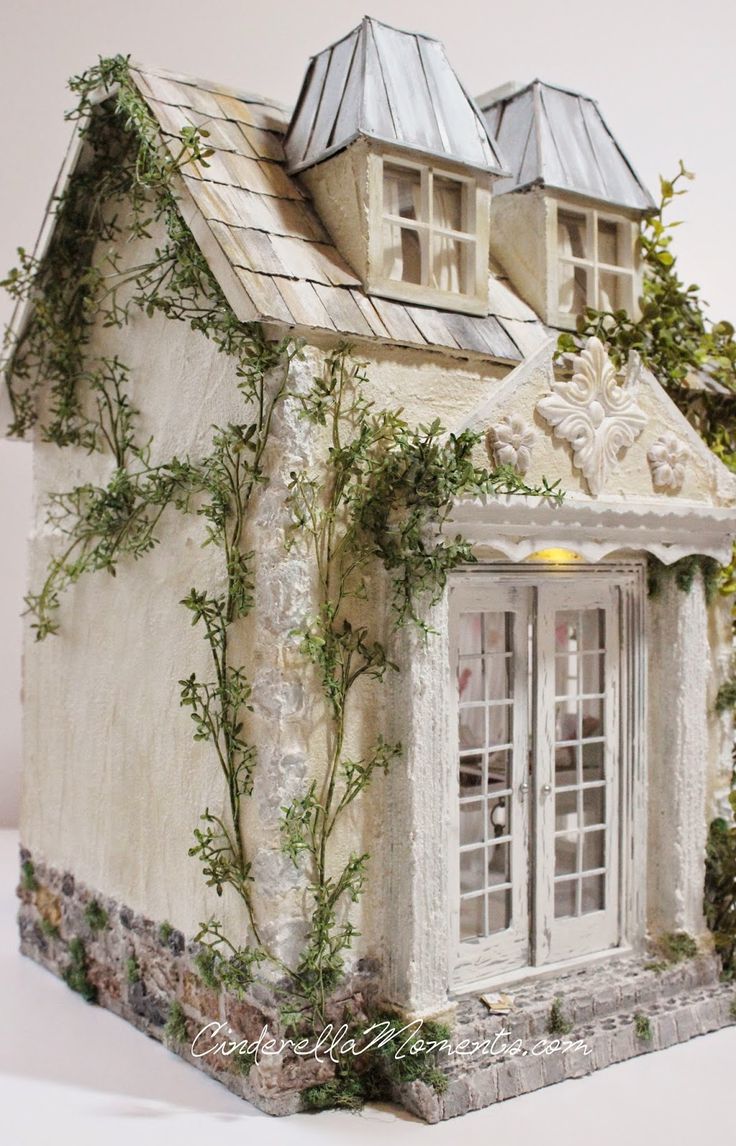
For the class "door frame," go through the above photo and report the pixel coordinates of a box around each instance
[448,560,647,993]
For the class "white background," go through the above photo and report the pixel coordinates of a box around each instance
[0,0,734,818]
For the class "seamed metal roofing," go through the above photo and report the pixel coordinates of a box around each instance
[284,16,507,176]
[479,80,656,214]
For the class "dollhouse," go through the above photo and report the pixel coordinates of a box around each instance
[4,16,736,1121]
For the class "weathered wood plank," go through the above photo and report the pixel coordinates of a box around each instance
[312,284,374,336]
[274,277,336,330]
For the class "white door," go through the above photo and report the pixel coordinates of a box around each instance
[450,572,624,988]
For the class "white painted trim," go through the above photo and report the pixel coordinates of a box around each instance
[445,494,736,564]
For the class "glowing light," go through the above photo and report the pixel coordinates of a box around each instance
[527,548,581,563]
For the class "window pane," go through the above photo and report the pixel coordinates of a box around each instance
[582,829,605,872]
[488,703,511,748]
[581,740,604,781]
[581,873,605,913]
[382,222,422,284]
[383,164,422,220]
[598,219,619,265]
[558,210,587,258]
[558,263,587,315]
[487,841,510,885]
[598,271,631,312]
[487,889,511,933]
[458,612,483,655]
[460,847,484,894]
[555,833,578,876]
[459,705,485,750]
[459,754,483,792]
[433,175,465,232]
[583,785,605,826]
[555,879,577,918]
[485,613,511,653]
[460,895,484,940]
[431,235,467,292]
[458,656,483,702]
[459,800,484,846]
[487,750,511,794]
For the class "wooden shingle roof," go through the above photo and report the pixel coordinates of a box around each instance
[130,64,549,363]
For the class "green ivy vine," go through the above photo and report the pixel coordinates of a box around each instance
[1,54,560,1039]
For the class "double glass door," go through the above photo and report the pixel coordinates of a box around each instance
[450,573,621,986]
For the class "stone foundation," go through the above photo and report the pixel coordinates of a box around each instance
[16,847,381,1115]
[16,848,736,1121]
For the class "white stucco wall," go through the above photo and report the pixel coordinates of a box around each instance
[19,204,735,1009]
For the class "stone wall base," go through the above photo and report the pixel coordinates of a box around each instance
[16,847,380,1116]
[16,848,736,1122]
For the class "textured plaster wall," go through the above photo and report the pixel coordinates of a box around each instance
[646,578,711,935]
[17,192,514,971]
[489,190,550,320]
[300,141,370,284]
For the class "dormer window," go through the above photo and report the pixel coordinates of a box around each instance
[367,155,489,315]
[555,205,636,323]
[382,161,475,293]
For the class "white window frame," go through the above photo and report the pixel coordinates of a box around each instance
[551,201,638,329]
[367,151,490,316]
[447,562,646,993]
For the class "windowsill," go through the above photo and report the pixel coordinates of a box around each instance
[366,277,490,317]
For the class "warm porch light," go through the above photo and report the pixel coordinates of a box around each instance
[527,548,581,563]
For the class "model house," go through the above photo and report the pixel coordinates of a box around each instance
[4,16,736,1121]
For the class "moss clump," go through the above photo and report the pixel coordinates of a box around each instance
[158,921,173,945]
[84,899,108,933]
[730,996,736,1020]
[20,859,38,892]
[634,1012,653,1042]
[657,931,698,964]
[125,956,140,984]
[644,960,668,974]
[301,1012,450,1113]
[303,1070,365,1112]
[164,1000,188,1043]
[194,948,220,990]
[40,917,60,939]
[63,938,97,1003]
[547,997,573,1036]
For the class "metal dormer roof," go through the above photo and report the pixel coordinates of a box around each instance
[479,80,656,214]
[284,17,508,176]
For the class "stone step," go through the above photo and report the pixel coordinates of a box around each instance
[450,952,721,1047]
[398,976,736,1123]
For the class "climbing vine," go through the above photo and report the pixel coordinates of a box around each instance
[280,346,560,1017]
[1,55,563,1034]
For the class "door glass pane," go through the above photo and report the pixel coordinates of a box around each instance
[458,609,515,941]
[460,896,485,941]
[487,889,512,934]
[553,605,609,918]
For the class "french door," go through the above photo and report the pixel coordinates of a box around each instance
[450,571,624,986]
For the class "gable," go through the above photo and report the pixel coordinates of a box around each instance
[459,336,736,506]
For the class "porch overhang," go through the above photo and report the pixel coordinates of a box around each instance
[445,494,736,565]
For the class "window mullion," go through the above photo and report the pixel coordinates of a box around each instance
[423,168,432,287]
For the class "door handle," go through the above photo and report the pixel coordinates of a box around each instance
[541,783,552,795]
[519,781,529,802]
